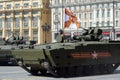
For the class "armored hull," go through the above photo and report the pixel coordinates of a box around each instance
[11,41,120,77]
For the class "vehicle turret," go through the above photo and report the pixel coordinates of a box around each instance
[73,27,103,41]
[3,32,25,45]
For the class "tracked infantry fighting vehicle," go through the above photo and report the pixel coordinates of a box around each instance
[0,32,36,65]
[0,34,18,65]
[9,28,120,77]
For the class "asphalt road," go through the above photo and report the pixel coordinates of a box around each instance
[0,66,120,80]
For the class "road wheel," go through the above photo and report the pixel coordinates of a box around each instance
[30,67,39,75]
[40,69,47,75]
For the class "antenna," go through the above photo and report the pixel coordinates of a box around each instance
[112,0,115,40]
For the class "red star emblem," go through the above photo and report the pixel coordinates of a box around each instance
[92,51,98,59]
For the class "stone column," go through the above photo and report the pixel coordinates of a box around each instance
[11,13,14,32]
[29,12,32,41]
[2,17,6,38]
[20,12,23,37]
[38,13,42,44]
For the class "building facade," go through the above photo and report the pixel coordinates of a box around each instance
[0,0,51,44]
[50,0,120,42]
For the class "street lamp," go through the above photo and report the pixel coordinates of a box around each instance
[41,23,50,43]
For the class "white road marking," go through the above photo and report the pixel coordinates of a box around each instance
[0,71,25,74]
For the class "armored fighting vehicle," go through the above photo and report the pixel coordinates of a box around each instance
[0,35,18,65]
[0,32,36,65]
[6,28,120,77]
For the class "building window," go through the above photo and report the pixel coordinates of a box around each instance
[6,18,11,28]
[0,19,2,28]
[54,14,59,30]
[79,14,81,19]
[24,11,29,14]
[33,11,38,14]
[0,13,2,16]
[116,20,118,27]
[84,22,87,27]
[24,17,29,27]
[90,12,92,19]
[116,11,118,17]
[33,30,38,41]
[69,0,71,3]
[96,10,99,18]
[6,30,11,37]
[24,3,29,7]
[6,4,11,9]
[15,4,20,8]
[0,5,3,9]
[97,4,99,8]
[33,2,38,7]
[96,21,99,26]
[68,6,71,10]
[107,21,110,26]
[102,9,105,17]
[63,0,66,4]
[0,31,2,38]
[107,3,110,8]
[55,8,58,13]
[54,8,59,29]
[24,30,29,41]
[74,0,76,3]
[80,0,84,2]
[116,3,118,8]
[6,13,11,16]
[107,9,110,17]
[102,21,105,26]
[90,5,92,10]
[90,22,92,27]
[55,0,59,4]
[15,18,20,28]
[74,6,76,11]
[54,33,58,40]
[15,12,20,15]
[33,16,38,27]
[84,6,86,10]
[14,31,19,35]
[79,6,81,11]
[84,13,87,20]
[102,3,105,8]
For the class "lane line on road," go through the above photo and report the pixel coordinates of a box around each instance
[0,71,25,74]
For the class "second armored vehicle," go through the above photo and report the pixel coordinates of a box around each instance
[0,32,36,65]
